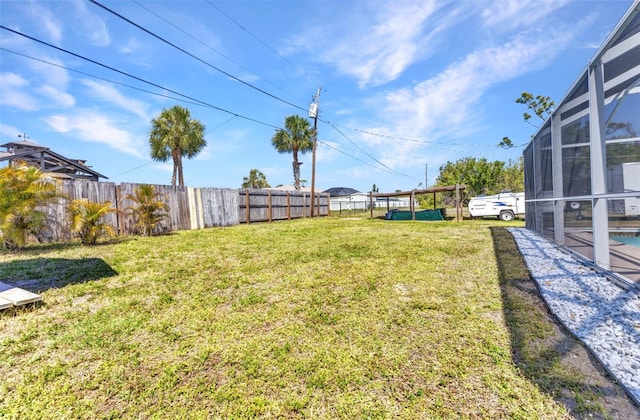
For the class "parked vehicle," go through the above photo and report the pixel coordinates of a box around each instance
[468,192,525,221]
[608,162,640,216]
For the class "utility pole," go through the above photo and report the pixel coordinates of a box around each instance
[309,87,321,217]
[425,163,428,189]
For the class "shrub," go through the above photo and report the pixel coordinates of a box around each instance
[125,184,169,236]
[68,199,116,245]
[0,162,63,249]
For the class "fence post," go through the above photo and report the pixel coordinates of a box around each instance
[303,193,307,217]
[268,190,272,223]
[411,191,416,221]
[245,189,250,224]
[286,192,290,220]
[115,184,123,236]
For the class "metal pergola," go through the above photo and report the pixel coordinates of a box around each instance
[370,184,466,221]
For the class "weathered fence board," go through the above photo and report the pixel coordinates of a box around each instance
[33,181,327,244]
[42,180,119,241]
[119,183,189,235]
[200,188,240,227]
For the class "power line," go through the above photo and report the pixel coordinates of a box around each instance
[205,0,310,80]
[322,120,413,177]
[349,127,496,148]
[111,160,155,179]
[1,47,205,109]
[0,37,426,176]
[0,26,281,130]
[1,42,512,178]
[88,0,307,113]
[131,0,288,94]
[318,141,419,178]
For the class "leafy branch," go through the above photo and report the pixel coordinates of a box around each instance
[499,92,554,149]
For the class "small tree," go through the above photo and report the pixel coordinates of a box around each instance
[0,161,63,249]
[125,184,169,236]
[241,169,271,189]
[68,199,116,245]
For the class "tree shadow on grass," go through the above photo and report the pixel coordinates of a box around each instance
[489,226,640,418]
[0,257,118,294]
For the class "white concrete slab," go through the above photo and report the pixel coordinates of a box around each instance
[0,282,42,307]
[0,296,13,310]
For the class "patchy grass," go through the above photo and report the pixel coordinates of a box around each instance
[0,218,632,418]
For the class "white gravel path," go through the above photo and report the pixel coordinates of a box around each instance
[508,228,640,405]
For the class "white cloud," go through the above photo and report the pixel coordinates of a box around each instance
[26,0,63,44]
[70,0,111,46]
[207,129,249,157]
[27,55,70,88]
[43,110,145,158]
[0,123,24,139]
[38,85,75,108]
[480,0,572,30]
[194,144,212,160]
[118,37,157,68]
[152,163,173,173]
[287,0,455,88]
[0,73,40,111]
[367,25,580,168]
[316,141,341,163]
[80,79,151,119]
[119,37,146,55]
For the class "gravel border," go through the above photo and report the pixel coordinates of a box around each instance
[508,228,640,406]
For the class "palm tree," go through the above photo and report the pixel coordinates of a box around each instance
[241,169,271,189]
[271,115,314,191]
[68,199,116,245]
[125,184,170,236]
[0,161,63,249]
[149,105,206,187]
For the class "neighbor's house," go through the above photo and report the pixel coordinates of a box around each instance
[324,187,365,211]
[324,187,415,211]
[523,0,640,283]
[0,140,107,181]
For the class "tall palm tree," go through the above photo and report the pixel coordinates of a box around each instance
[271,115,314,191]
[149,105,206,187]
[242,169,271,189]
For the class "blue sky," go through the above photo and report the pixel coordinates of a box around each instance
[0,0,634,193]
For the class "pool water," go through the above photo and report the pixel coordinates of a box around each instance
[610,235,640,248]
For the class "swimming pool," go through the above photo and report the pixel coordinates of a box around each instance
[610,235,640,248]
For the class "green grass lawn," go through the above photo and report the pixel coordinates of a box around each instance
[0,217,622,418]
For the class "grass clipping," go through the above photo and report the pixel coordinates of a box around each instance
[0,218,630,418]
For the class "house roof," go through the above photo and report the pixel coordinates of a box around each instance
[322,187,360,197]
[0,140,108,180]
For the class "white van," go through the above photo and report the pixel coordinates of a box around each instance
[468,192,525,221]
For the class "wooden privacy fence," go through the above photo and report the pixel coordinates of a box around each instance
[43,180,329,241]
[239,189,330,223]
